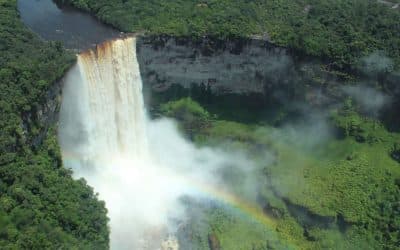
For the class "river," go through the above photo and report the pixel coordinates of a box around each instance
[17,0,120,51]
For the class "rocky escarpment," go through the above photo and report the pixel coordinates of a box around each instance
[21,74,70,149]
[28,32,366,151]
[137,36,298,95]
[26,34,332,148]
[136,35,342,114]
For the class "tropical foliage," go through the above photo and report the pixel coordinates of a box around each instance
[61,0,400,69]
[0,0,109,248]
[159,97,400,249]
[1,0,399,248]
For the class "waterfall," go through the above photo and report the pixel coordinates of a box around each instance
[77,37,148,161]
[59,34,265,250]
[59,37,179,250]
[60,35,253,250]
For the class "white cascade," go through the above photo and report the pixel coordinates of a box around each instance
[77,37,149,161]
[59,37,179,250]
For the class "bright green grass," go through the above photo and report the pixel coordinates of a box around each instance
[160,98,400,249]
[202,121,400,249]
[272,139,399,219]
[184,202,296,250]
[209,209,292,250]
[203,115,400,219]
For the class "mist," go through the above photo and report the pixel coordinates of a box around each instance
[71,117,252,249]
[358,51,394,76]
[57,36,360,250]
[342,85,391,117]
[58,38,259,249]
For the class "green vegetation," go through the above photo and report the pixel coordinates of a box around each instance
[160,97,400,249]
[61,0,400,69]
[2,0,398,248]
[0,0,109,248]
[181,201,294,250]
[0,128,109,249]
[160,97,212,139]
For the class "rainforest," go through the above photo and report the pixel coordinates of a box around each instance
[0,0,399,249]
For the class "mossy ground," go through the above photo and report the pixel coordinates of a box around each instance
[159,97,400,249]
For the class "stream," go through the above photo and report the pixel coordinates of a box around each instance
[18,0,120,51]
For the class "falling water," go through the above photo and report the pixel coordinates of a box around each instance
[59,37,180,249]
[77,37,148,160]
[59,36,264,250]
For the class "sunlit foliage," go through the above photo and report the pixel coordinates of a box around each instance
[61,0,400,69]
[0,0,109,248]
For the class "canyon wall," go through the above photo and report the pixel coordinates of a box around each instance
[136,36,302,95]
[30,35,327,147]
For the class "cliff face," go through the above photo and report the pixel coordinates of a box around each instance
[136,36,301,95]
[22,75,67,148]
[31,35,326,147]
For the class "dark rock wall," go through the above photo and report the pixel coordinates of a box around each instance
[137,36,299,95]
[22,77,66,148]
[34,35,331,146]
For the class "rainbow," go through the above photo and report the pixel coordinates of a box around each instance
[62,150,275,228]
[62,150,295,249]
[59,37,297,249]
[178,172,278,227]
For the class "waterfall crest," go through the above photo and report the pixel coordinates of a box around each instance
[77,37,148,160]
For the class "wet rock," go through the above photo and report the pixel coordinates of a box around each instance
[161,235,179,250]
[208,233,221,250]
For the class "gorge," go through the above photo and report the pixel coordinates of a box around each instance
[58,36,290,249]
[1,0,398,249]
